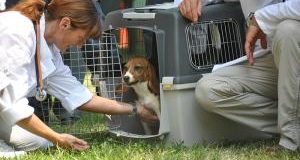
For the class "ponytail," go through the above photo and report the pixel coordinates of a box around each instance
[10,0,45,22]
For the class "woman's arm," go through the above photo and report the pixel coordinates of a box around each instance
[17,114,89,151]
[79,95,133,114]
[79,95,159,122]
[1,81,89,151]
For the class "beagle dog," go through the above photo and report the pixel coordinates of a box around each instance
[123,56,160,135]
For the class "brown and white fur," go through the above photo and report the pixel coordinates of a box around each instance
[123,56,160,135]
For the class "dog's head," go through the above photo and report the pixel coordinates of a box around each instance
[123,56,159,95]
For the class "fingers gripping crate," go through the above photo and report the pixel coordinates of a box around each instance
[102,2,274,145]
[29,33,123,139]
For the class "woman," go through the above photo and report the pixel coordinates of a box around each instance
[0,0,158,155]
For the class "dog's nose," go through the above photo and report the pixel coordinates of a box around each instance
[123,76,130,83]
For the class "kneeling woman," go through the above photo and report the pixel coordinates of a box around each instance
[0,0,157,153]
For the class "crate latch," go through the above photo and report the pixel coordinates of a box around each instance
[162,77,174,90]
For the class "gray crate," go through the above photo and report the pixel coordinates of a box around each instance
[104,2,272,145]
[160,78,271,145]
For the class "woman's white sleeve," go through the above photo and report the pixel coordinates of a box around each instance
[0,14,36,126]
[0,82,34,126]
[255,0,300,36]
[46,54,92,113]
[0,51,34,126]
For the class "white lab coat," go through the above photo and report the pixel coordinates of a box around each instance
[221,0,299,37]
[0,11,92,126]
[255,0,300,36]
[201,0,283,18]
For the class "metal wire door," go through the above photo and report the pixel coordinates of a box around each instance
[186,19,244,71]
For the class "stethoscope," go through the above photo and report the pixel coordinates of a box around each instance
[34,20,47,101]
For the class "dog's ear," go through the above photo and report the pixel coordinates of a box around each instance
[121,62,126,71]
[122,64,128,74]
[147,62,160,95]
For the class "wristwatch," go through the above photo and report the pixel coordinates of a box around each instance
[247,12,259,28]
[131,105,137,116]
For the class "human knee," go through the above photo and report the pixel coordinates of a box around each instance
[273,20,300,66]
[10,135,51,151]
[274,20,300,40]
[195,76,220,112]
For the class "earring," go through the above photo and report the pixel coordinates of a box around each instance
[64,25,69,30]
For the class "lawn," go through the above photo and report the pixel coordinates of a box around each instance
[20,135,300,160]
[18,73,300,160]
[20,115,300,160]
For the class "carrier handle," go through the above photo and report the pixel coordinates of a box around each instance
[122,12,156,20]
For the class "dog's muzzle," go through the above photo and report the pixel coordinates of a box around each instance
[123,76,130,83]
[123,75,139,85]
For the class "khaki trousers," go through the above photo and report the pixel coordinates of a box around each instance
[0,118,50,151]
[195,20,300,150]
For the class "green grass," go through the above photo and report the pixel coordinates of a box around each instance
[18,114,300,160]
[17,74,300,159]
[48,112,107,140]
[19,135,300,160]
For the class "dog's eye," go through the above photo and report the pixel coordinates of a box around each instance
[134,66,143,72]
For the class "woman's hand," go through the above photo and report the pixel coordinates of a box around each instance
[245,16,267,65]
[17,114,89,151]
[137,105,159,123]
[179,0,202,22]
[56,133,90,151]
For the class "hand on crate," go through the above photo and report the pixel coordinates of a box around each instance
[137,105,159,123]
[245,15,267,65]
[56,133,90,151]
[179,0,202,22]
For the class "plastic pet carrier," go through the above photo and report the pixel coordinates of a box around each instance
[102,2,274,145]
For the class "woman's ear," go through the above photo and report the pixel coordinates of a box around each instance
[59,17,71,30]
